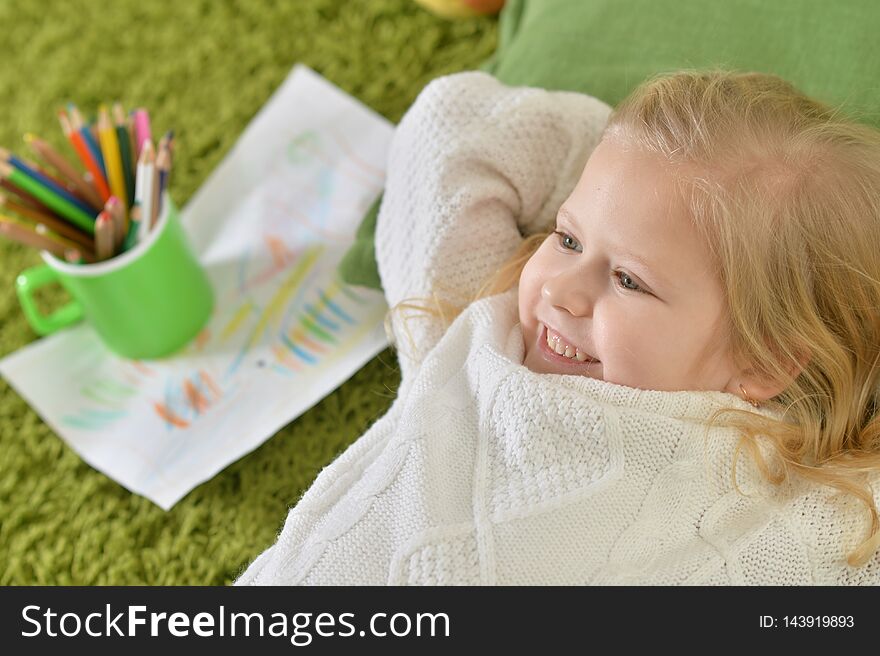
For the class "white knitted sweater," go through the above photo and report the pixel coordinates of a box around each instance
[236,72,880,585]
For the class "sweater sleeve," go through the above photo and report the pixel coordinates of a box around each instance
[375,71,612,384]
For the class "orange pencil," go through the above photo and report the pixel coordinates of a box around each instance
[59,110,112,202]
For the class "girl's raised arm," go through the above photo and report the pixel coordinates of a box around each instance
[375,71,612,383]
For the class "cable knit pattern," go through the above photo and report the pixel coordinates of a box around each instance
[235,72,880,585]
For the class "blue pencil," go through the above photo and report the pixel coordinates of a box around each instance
[1,149,98,217]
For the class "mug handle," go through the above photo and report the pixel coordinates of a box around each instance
[15,264,84,336]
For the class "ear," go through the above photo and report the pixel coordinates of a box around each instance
[736,346,812,403]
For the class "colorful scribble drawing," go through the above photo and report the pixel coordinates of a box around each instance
[286,126,384,190]
[274,278,364,373]
[154,370,226,430]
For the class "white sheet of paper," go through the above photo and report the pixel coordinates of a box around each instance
[0,64,394,510]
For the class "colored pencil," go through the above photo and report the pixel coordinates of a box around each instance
[105,196,126,250]
[137,141,155,243]
[0,192,93,250]
[96,105,128,209]
[112,103,135,208]
[123,202,141,251]
[0,147,96,217]
[164,130,174,166]
[25,157,96,209]
[0,177,54,214]
[64,248,85,264]
[59,110,112,202]
[34,223,96,262]
[126,112,137,172]
[133,109,151,156]
[23,133,103,209]
[149,152,161,228]
[94,211,114,260]
[156,135,171,217]
[126,142,148,252]
[0,161,95,234]
[68,103,106,177]
[0,212,94,262]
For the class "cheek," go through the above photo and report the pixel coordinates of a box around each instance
[518,250,551,323]
[518,257,538,328]
[519,244,556,291]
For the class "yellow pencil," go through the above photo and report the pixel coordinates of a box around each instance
[96,105,128,210]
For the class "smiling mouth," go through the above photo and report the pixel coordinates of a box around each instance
[540,324,600,365]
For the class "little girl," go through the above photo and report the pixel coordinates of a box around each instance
[236,69,880,585]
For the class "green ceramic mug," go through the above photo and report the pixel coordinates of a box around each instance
[15,192,214,359]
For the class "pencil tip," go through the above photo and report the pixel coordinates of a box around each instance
[23,133,34,143]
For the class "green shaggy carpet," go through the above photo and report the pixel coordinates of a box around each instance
[0,0,497,585]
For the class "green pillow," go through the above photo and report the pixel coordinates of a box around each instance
[338,0,880,290]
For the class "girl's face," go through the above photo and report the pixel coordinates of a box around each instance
[519,137,741,393]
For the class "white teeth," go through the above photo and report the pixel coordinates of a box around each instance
[546,328,593,362]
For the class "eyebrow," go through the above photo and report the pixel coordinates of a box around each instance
[557,206,673,290]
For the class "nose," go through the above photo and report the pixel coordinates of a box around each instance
[541,267,595,317]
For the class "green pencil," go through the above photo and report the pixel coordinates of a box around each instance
[113,103,135,209]
[0,161,95,235]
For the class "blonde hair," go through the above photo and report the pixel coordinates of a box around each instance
[386,69,880,567]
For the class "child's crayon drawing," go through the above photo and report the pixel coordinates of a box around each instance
[0,65,394,509]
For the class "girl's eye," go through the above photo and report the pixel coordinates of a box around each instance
[553,230,581,252]
[613,270,648,294]
[553,231,650,295]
